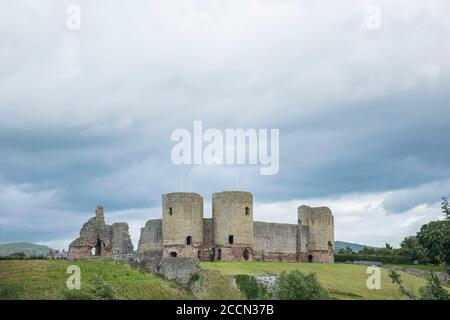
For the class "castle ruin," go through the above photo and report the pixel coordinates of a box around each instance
[69,191,334,263]
[68,206,134,258]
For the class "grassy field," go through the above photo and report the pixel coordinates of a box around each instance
[0,260,192,300]
[1,260,443,300]
[200,261,431,300]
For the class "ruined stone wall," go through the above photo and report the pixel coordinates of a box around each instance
[297,225,310,254]
[299,250,334,263]
[68,206,133,259]
[95,206,105,223]
[68,217,112,258]
[69,197,336,264]
[198,218,215,261]
[136,219,163,266]
[159,257,200,286]
[137,219,163,253]
[203,218,214,247]
[253,221,297,262]
[111,222,134,254]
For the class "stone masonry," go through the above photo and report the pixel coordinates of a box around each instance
[137,191,334,264]
[69,191,334,264]
[68,206,134,259]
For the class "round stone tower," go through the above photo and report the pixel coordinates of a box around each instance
[162,192,204,258]
[212,191,253,261]
[298,205,334,263]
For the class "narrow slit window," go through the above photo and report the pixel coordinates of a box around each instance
[228,235,234,244]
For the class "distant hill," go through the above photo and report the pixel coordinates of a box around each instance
[334,241,372,253]
[0,242,52,257]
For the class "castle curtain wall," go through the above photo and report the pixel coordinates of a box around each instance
[253,222,298,262]
[71,193,335,264]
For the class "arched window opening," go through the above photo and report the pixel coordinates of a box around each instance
[228,235,234,244]
[94,239,102,256]
[245,207,250,215]
[170,251,177,257]
[186,236,192,245]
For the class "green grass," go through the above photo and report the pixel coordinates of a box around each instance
[2,260,446,300]
[200,261,431,300]
[0,260,193,300]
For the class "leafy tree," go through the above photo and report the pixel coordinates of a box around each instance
[389,269,449,300]
[388,269,416,300]
[416,220,449,264]
[395,196,450,264]
[234,275,270,300]
[345,246,353,254]
[337,246,355,254]
[359,246,376,255]
[400,236,428,262]
[419,273,450,300]
[442,197,450,221]
[274,270,329,300]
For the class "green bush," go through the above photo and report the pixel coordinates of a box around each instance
[389,269,449,300]
[273,270,329,300]
[388,269,416,300]
[234,275,270,300]
[190,270,243,300]
[0,284,25,300]
[87,276,117,300]
[419,273,450,300]
[190,272,200,283]
[60,276,117,300]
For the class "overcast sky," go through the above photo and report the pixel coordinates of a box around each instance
[1,0,449,250]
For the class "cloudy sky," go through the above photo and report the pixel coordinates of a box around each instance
[1,0,449,250]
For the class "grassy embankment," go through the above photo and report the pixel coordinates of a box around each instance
[1,259,444,300]
[0,259,192,300]
[200,261,434,300]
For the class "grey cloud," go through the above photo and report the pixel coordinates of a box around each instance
[1,0,450,248]
[382,180,450,214]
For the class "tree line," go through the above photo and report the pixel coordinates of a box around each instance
[336,197,450,266]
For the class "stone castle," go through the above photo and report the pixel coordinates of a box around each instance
[69,191,334,263]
